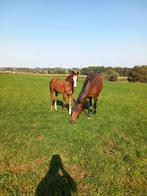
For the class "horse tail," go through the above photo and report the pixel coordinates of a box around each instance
[49,78,59,93]
[49,78,54,93]
[49,79,52,92]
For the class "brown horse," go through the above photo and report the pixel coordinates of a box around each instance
[71,73,103,122]
[49,71,79,115]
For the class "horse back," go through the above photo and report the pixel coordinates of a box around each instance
[87,75,103,98]
[49,78,64,93]
[50,78,73,94]
[96,75,103,92]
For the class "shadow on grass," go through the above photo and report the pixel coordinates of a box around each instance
[52,100,69,110]
[36,154,77,196]
[54,97,77,111]
[57,100,69,109]
[82,99,95,116]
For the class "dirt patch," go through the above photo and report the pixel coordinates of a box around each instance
[8,157,47,175]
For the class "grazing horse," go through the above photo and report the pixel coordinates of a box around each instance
[71,73,103,122]
[49,71,79,115]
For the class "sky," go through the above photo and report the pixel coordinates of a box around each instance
[0,0,147,68]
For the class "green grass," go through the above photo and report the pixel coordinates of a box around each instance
[0,74,147,196]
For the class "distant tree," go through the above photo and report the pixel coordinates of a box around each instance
[128,66,147,83]
[80,66,105,75]
[105,70,119,81]
[52,68,66,74]
[114,67,130,76]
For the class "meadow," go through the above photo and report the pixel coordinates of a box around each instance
[0,73,147,196]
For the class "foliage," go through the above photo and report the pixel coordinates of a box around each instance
[128,66,147,83]
[104,70,119,81]
[114,67,130,76]
[0,74,147,195]
[1,66,147,83]
[80,66,105,75]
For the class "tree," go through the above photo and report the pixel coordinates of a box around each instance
[128,66,147,83]
[105,70,119,81]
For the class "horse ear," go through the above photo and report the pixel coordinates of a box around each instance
[71,71,75,75]
[77,71,79,75]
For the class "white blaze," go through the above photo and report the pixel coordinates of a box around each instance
[73,76,77,87]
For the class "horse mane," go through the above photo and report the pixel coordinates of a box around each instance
[76,73,97,104]
[72,73,98,112]
[77,73,97,102]
[65,74,74,87]
[65,74,72,81]
[85,73,97,81]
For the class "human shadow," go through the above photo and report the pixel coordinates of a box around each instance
[36,155,77,196]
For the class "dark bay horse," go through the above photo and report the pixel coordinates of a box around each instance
[71,73,103,122]
[49,71,79,115]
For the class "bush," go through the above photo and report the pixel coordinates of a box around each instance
[128,66,147,83]
[104,70,119,81]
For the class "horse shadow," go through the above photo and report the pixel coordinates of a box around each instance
[54,97,77,111]
[53,100,69,110]
[36,155,77,196]
[82,99,92,113]
[82,99,99,117]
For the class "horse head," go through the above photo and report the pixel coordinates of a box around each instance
[70,99,83,123]
[71,71,79,88]
[65,71,79,88]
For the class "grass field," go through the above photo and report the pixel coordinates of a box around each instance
[0,74,147,196]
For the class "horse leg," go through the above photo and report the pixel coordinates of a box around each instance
[93,97,98,114]
[54,92,58,110]
[63,94,67,112]
[89,97,92,111]
[50,91,54,111]
[68,95,72,115]
[87,98,92,119]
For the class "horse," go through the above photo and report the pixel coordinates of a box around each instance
[49,71,79,115]
[71,73,103,123]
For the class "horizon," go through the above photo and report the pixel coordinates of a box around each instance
[1,0,147,68]
[1,64,146,69]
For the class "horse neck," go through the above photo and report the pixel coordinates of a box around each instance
[65,75,74,87]
[77,80,91,103]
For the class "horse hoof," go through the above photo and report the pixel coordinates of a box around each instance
[88,117,91,120]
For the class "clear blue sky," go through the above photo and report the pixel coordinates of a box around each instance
[0,0,147,68]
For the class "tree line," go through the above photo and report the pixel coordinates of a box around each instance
[0,65,147,82]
